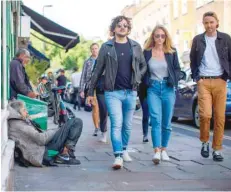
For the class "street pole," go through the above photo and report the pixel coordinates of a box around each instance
[42,5,53,16]
[42,5,53,52]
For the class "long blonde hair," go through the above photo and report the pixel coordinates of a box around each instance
[144,25,174,53]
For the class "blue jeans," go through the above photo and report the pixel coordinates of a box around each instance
[147,79,176,148]
[105,90,137,155]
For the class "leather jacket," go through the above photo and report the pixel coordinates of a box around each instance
[88,38,147,96]
[190,31,231,82]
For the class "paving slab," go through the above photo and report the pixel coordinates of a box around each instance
[14,106,231,191]
[84,152,114,161]
[109,180,212,191]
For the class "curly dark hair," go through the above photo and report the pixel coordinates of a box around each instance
[109,15,132,37]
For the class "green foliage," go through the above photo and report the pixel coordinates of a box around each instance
[25,58,49,84]
[27,30,103,82]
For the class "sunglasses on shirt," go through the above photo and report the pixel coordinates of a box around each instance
[154,34,166,39]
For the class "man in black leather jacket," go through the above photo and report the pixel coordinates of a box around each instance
[190,11,231,162]
[87,15,147,170]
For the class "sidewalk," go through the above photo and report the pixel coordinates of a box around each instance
[14,109,231,191]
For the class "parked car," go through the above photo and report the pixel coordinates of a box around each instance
[63,82,141,111]
[173,68,231,127]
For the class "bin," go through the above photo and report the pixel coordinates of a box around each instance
[17,94,48,130]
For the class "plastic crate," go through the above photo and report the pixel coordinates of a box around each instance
[17,94,48,130]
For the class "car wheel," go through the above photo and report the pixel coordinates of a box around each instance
[193,103,200,128]
[172,116,178,122]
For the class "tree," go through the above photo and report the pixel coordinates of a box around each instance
[25,58,50,84]
[27,31,103,81]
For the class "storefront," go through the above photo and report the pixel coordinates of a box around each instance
[1,1,21,191]
[1,2,80,191]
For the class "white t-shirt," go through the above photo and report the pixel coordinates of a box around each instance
[199,35,224,76]
[71,72,82,88]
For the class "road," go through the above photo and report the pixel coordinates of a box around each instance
[134,110,231,147]
[173,118,231,136]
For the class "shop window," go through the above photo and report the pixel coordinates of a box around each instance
[182,0,187,15]
[173,0,179,19]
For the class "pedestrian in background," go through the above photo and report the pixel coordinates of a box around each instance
[10,48,37,99]
[79,43,100,136]
[56,69,67,100]
[71,66,82,111]
[92,65,108,143]
[190,12,231,162]
[138,73,149,143]
[37,76,49,102]
[143,25,181,164]
[47,71,55,85]
[87,15,147,169]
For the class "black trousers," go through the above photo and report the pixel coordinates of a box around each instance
[73,87,81,109]
[46,118,83,152]
[96,93,108,133]
[138,83,149,137]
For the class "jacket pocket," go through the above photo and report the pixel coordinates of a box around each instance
[222,47,229,59]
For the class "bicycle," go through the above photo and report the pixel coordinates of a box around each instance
[50,85,75,127]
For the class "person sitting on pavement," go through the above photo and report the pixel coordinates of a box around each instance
[37,75,50,102]
[10,48,37,99]
[7,100,83,167]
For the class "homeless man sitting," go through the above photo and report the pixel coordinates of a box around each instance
[7,100,83,167]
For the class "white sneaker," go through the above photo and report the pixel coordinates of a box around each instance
[112,157,123,169]
[152,151,161,164]
[99,132,107,143]
[123,150,132,162]
[161,150,170,161]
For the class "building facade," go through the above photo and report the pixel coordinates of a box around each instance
[122,0,171,47]
[1,1,21,191]
[170,0,231,57]
[122,0,231,65]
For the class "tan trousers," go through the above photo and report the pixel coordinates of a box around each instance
[91,96,99,129]
[198,78,227,150]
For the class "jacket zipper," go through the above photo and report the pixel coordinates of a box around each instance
[111,46,118,91]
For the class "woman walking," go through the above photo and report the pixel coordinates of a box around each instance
[143,25,181,164]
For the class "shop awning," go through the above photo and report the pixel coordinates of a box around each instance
[21,5,80,51]
[28,44,50,63]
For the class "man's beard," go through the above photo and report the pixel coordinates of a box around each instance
[116,33,127,38]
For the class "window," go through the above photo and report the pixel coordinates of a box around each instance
[173,33,180,50]
[182,0,187,15]
[196,0,204,8]
[204,0,214,4]
[196,24,204,34]
[173,0,179,19]
[183,40,189,51]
